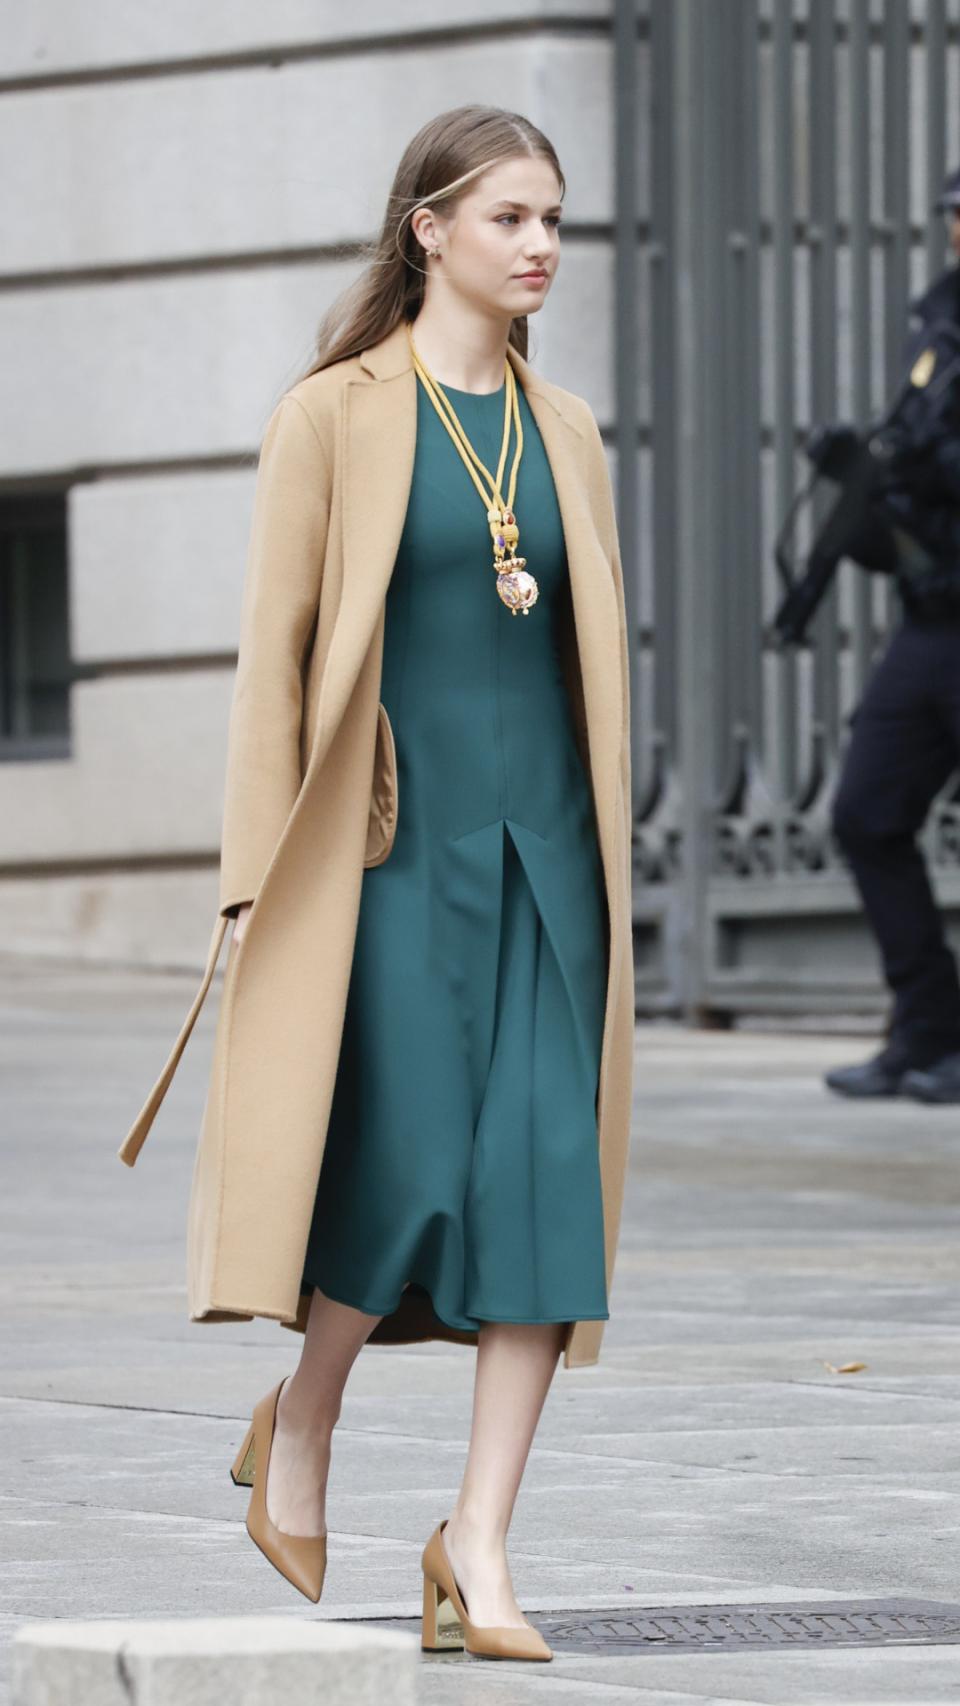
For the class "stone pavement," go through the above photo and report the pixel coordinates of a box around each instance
[2,953,960,1704]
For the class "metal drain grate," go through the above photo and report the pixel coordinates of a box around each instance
[366,1598,960,1654]
[536,1599,960,1654]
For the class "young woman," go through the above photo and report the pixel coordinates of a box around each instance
[119,104,634,1664]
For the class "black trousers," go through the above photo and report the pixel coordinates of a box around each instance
[831,617,960,1057]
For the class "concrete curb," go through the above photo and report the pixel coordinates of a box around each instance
[11,1615,419,1705]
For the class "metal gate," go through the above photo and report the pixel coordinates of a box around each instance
[615,0,960,1017]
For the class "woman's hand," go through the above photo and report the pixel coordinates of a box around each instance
[233,902,253,946]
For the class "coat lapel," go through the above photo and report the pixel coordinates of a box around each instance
[306,320,623,890]
[307,350,418,762]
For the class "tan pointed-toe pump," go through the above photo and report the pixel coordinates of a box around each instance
[421,1519,552,1661]
[230,1375,327,1602]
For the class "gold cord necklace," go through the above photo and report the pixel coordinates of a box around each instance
[405,322,540,615]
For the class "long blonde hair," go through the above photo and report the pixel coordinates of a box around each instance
[300,105,565,377]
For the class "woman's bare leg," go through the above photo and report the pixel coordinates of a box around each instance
[263,1287,383,1536]
[442,1320,567,1627]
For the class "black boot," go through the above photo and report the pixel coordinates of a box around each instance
[900,1051,960,1104]
[824,1042,918,1098]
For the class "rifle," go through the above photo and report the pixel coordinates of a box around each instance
[769,321,960,649]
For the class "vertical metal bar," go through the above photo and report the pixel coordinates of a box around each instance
[728,0,762,762]
[671,0,717,1017]
[771,0,797,802]
[849,0,872,695]
[926,0,948,277]
[884,0,911,393]
[649,0,678,781]
[613,0,642,819]
[713,0,732,791]
[879,0,910,645]
[948,0,960,170]
[808,0,840,748]
[706,0,733,799]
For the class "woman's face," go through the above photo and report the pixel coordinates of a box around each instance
[419,155,563,318]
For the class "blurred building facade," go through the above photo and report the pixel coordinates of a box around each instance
[2,1,960,1018]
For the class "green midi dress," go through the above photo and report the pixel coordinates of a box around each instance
[300,369,610,1335]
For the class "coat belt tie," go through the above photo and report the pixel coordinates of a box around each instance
[117,911,231,1167]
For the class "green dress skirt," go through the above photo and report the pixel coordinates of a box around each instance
[300,369,610,1336]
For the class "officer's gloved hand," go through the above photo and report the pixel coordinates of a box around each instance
[804,422,862,480]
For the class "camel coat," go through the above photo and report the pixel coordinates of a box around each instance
[118,317,634,1370]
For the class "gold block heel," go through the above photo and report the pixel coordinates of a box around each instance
[421,1572,465,1652]
[230,1424,256,1487]
[420,1519,552,1662]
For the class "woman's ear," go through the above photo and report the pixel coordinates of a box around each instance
[410,207,437,256]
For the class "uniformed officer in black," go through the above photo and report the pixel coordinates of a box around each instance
[825,167,960,1102]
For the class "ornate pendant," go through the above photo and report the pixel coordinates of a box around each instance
[495,559,539,614]
[489,507,539,615]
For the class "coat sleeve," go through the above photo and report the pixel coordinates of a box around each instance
[218,394,332,918]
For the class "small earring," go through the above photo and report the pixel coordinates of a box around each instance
[427,246,441,259]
